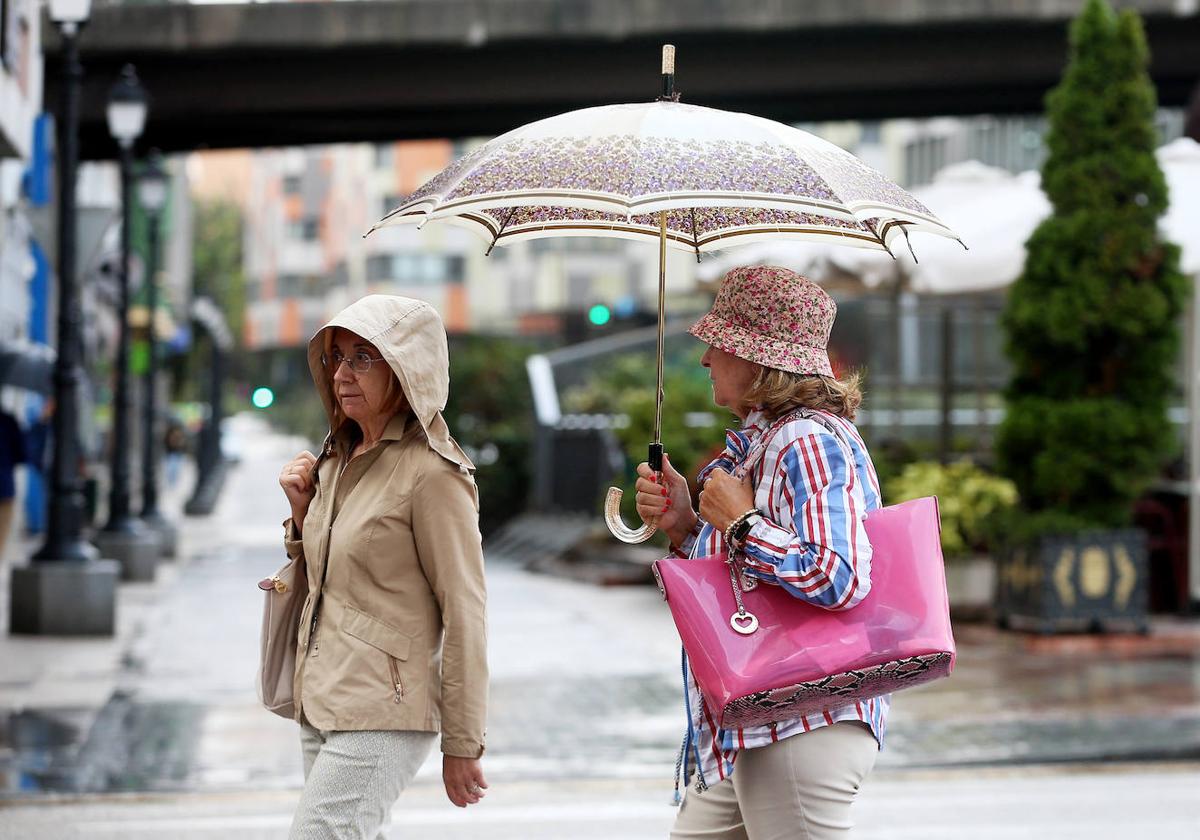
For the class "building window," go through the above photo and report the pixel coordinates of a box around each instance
[286,217,319,241]
[902,135,948,188]
[278,274,304,298]
[366,253,464,286]
[374,143,394,170]
[282,174,302,196]
[379,193,403,218]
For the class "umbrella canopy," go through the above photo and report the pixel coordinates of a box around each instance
[0,339,55,395]
[371,101,960,258]
[704,137,1200,293]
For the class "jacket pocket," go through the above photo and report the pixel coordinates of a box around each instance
[341,605,410,703]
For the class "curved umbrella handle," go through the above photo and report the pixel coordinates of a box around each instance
[604,486,657,544]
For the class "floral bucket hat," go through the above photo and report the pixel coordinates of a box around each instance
[689,265,835,377]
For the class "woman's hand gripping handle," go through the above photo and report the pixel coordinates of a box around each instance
[634,453,697,548]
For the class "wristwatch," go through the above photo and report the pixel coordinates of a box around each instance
[728,511,762,548]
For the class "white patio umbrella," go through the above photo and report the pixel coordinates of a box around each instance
[1161,138,1200,605]
[704,138,1199,294]
[699,161,1045,294]
[1160,137,1200,275]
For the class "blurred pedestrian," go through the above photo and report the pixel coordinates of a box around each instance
[21,397,51,534]
[277,295,488,839]
[0,405,27,560]
[163,415,188,488]
[635,266,885,840]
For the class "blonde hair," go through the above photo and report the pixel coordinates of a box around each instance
[322,329,409,437]
[744,367,863,421]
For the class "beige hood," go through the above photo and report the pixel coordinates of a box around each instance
[307,295,473,472]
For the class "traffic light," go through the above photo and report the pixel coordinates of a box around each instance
[588,304,612,326]
[251,387,275,409]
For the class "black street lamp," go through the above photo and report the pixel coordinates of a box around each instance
[136,151,176,556]
[11,0,120,635]
[94,64,160,581]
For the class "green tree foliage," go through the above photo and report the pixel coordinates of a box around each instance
[887,461,1018,558]
[995,0,1189,531]
[444,335,539,537]
[563,350,728,535]
[192,199,247,348]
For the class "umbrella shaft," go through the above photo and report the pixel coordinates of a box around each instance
[654,210,667,448]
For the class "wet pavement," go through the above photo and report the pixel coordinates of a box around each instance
[1,414,1199,835]
[0,766,1197,840]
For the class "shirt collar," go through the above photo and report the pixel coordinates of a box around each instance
[722,410,769,459]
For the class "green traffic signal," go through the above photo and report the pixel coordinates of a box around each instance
[252,387,275,409]
[588,304,612,326]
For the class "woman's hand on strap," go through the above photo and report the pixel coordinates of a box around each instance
[635,453,697,546]
[443,755,488,808]
[699,468,756,535]
[279,450,318,533]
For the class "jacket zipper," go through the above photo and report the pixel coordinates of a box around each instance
[387,656,404,704]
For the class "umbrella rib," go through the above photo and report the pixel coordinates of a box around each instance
[690,208,701,263]
[485,207,520,256]
[901,226,919,264]
[866,219,899,261]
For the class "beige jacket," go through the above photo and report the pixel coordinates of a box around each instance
[283,296,487,758]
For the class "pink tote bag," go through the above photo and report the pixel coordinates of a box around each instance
[654,494,955,729]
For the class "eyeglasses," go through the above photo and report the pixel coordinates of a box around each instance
[321,349,386,374]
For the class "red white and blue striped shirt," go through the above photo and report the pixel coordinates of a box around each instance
[674,409,887,792]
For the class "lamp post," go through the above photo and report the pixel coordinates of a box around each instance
[136,151,176,556]
[94,64,161,581]
[11,0,120,635]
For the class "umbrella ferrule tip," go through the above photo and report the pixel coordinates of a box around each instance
[661,45,675,75]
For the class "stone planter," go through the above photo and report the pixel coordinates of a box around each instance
[994,529,1149,634]
[944,554,995,620]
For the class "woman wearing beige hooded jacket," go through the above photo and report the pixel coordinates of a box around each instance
[278,296,488,839]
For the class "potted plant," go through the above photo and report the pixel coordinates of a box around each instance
[994,0,1189,632]
[887,460,1018,618]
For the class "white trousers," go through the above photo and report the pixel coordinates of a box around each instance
[290,724,437,840]
[671,721,879,840]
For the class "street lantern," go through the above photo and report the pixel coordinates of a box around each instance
[137,154,169,212]
[95,64,161,582]
[47,0,92,27]
[137,151,177,557]
[105,65,147,148]
[13,0,120,636]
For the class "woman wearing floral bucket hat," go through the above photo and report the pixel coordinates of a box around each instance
[635,266,885,839]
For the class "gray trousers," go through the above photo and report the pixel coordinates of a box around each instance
[672,721,879,840]
[290,724,437,840]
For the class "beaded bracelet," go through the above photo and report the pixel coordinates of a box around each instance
[724,508,761,550]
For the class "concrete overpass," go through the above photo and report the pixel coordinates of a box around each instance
[46,0,1200,158]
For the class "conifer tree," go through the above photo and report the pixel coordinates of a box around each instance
[995,0,1189,531]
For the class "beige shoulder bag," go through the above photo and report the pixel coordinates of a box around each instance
[256,553,309,719]
[256,436,333,720]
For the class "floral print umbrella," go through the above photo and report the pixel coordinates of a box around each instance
[367,57,961,543]
[369,100,959,258]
